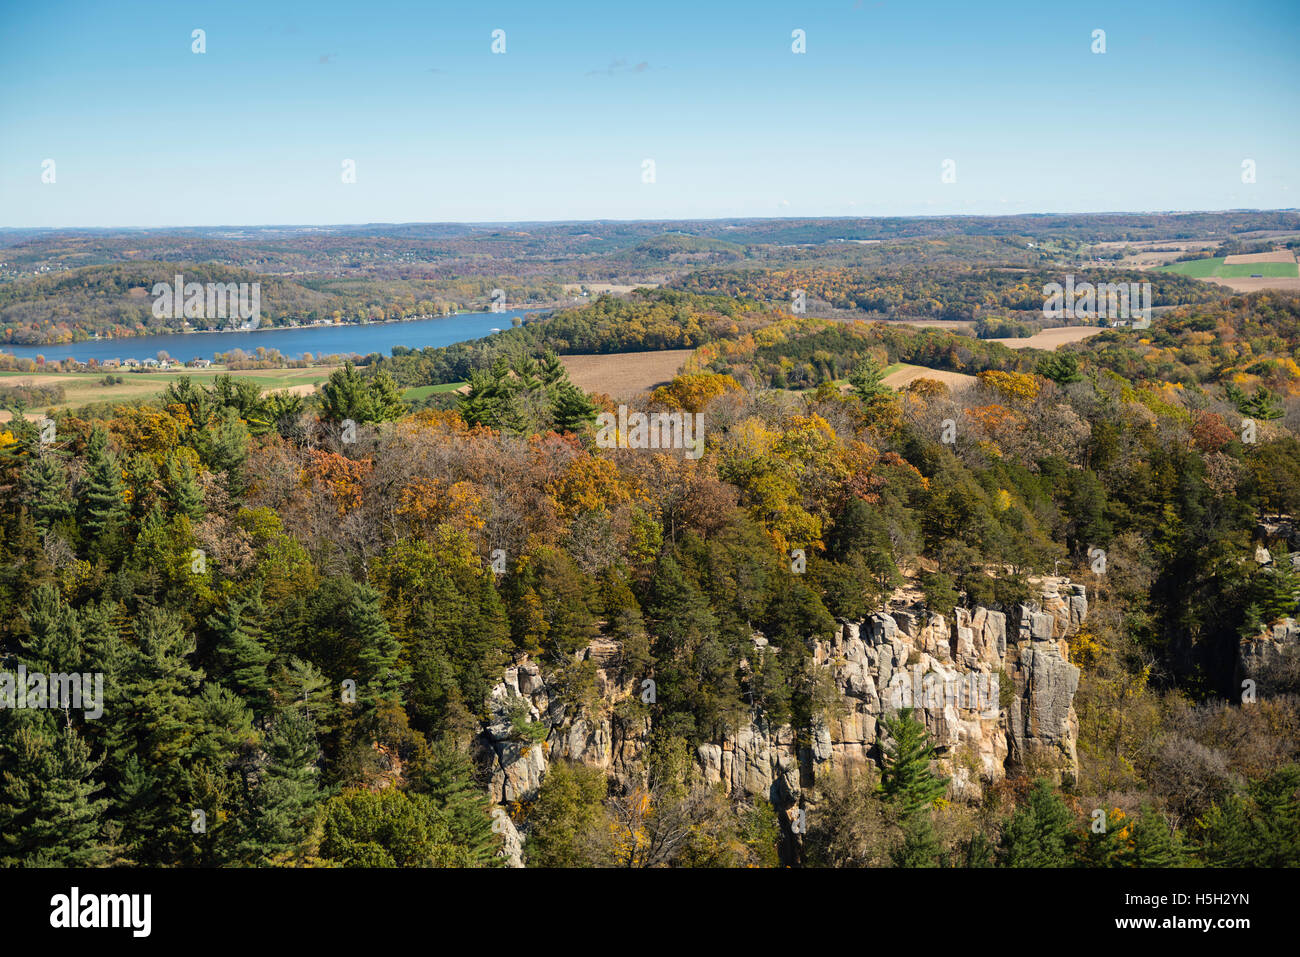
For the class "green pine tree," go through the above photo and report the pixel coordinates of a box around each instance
[162,453,204,520]
[320,361,374,423]
[0,715,110,866]
[22,454,73,534]
[104,606,205,864]
[244,708,324,863]
[553,382,599,434]
[1194,794,1257,868]
[1248,764,1300,866]
[1120,806,1185,867]
[79,427,127,547]
[878,710,948,819]
[1036,351,1084,385]
[891,812,942,867]
[208,591,274,717]
[414,744,502,867]
[350,585,408,707]
[997,778,1077,867]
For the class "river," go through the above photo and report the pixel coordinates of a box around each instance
[0,309,542,364]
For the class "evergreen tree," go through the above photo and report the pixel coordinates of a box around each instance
[1036,350,1083,385]
[1248,764,1300,866]
[553,382,599,434]
[878,710,948,818]
[162,453,204,520]
[847,356,890,403]
[104,606,205,864]
[890,812,942,867]
[22,453,73,534]
[1227,383,1285,421]
[79,427,127,548]
[414,744,501,867]
[1246,548,1300,629]
[645,552,741,741]
[244,708,324,863]
[847,355,898,421]
[997,778,1077,867]
[458,361,511,430]
[271,656,338,734]
[1119,806,1185,867]
[0,715,110,866]
[350,585,408,707]
[368,369,408,421]
[204,406,250,493]
[321,362,407,424]
[537,350,567,386]
[320,361,374,423]
[524,761,612,867]
[208,591,273,717]
[957,830,994,868]
[1195,794,1259,868]
[20,583,83,674]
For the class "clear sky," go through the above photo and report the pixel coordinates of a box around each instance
[1,0,1297,227]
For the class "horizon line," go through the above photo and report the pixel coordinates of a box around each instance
[3,207,1298,233]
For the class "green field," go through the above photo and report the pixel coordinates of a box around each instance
[1157,257,1299,279]
[0,365,337,417]
[0,366,476,420]
[402,382,466,401]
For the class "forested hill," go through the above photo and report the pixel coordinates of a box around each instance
[672,265,1219,321]
[0,263,557,345]
[2,288,1299,868]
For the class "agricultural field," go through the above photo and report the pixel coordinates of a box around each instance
[401,381,467,401]
[1156,254,1299,279]
[0,365,338,420]
[879,363,977,392]
[1156,251,1300,293]
[559,349,695,399]
[985,325,1107,349]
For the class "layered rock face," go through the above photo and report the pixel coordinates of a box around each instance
[477,579,1087,860]
[1238,618,1300,697]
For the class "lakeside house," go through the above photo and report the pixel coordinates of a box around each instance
[188,358,213,368]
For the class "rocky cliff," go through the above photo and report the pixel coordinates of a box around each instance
[1238,617,1300,697]
[476,578,1088,865]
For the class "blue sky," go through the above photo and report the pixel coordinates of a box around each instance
[1,0,1297,227]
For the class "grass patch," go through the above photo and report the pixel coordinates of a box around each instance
[403,382,466,400]
[0,365,337,414]
[1157,258,1298,279]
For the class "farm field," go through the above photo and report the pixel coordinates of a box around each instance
[561,282,663,295]
[986,326,1106,349]
[402,382,466,401]
[1156,255,1299,279]
[0,365,338,419]
[880,363,977,392]
[1223,250,1299,265]
[1093,239,1219,268]
[559,349,695,399]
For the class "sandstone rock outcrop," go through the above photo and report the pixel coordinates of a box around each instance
[1238,617,1300,697]
[479,579,1087,855]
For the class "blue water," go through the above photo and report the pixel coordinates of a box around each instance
[1,309,540,364]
